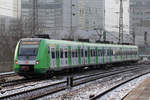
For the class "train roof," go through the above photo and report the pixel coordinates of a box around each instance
[20,38,138,49]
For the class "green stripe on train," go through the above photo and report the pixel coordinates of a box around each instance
[68,46,72,66]
[78,46,81,65]
[109,47,112,63]
[56,45,60,68]
[96,47,98,64]
[102,47,105,64]
[88,46,91,64]
[120,48,122,61]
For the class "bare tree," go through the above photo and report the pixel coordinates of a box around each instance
[0,17,45,62]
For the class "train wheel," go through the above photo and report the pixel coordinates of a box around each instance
[46,70,53,78]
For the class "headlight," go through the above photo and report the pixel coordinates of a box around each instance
[15,61,18,64]
[36,60,40,64]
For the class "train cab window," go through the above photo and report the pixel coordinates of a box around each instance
[60,49,63,58]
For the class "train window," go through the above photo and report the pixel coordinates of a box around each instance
[91,49,93,56]
[98,49,100,56]
[65,51,68,58]
[85,50,88,57]
[72,51,74,57]
[75,50,78,57]
[51,51,55,59]
[106,49,109,56]
[81,49,84,57]
[102,49,104,56]
[93,49,95,56]
[48,47,50,54]
[60,49,63,58]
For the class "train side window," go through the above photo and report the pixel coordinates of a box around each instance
[93,49,96,56]
[52,51,55,59]
[75,50,77,57]
[48,47,50,54]
[91,49,93,56]
[72,51,74,57]
[98,49,100,56]
[51,48,55,59]
[81,49,84,57]
[65,51,68,58]
[60,49,63,58]
[85,50,88,57]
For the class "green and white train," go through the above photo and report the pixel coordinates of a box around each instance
[14,38,139,77]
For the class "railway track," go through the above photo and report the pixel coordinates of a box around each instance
[0,63,150,100]
[0,72,16,78]
[90,69,150,100]
[0,62,143,90]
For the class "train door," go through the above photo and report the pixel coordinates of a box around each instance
[84,46,88,65]
[75,47,78,66]
[105,47,109,64]
[64,47,68,67]
[60,47,65,67]
[50,47,56,69]
[72,47,75,66]
[72,46,78,66]
[98,47,102,64]
[80,46,85,65]
[90,46,95,64]
[112,47,115,62]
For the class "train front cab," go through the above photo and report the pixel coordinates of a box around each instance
[14,39,48,77]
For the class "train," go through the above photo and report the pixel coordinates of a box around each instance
[14,38,139,77]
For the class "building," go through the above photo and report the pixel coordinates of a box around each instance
[105,0,130,43]
[130,0,150,46]
[20,0,105,40]
[20,0,63,38]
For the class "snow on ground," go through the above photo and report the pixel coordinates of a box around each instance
[99,73,150,100]
[0,79,65,97]
[40,70,150,100]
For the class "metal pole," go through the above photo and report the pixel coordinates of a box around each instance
[33,0,38,35]
[119,0,123,44]
[132,28,135,45]
[70,0,73,40]
[144,32,148,46]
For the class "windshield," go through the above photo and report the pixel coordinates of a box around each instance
[18,42,40,56]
